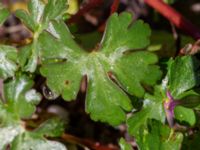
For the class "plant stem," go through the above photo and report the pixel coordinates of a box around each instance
[144,0,200,40]
[68,0,103,24]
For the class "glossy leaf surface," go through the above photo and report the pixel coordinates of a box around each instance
[40,12,161,125]
[134,120,183,150]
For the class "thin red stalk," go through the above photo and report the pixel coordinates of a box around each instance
[144,0,200,40]
[110,0,120,15]
[62,133,118,150]
[68,0,103,24]
[98,0,120,32]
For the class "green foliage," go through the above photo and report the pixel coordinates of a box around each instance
[134,120,183,150]
[127,86,166,135]
[16,0,68,72]
[39,12,161,125]
[0,0,200,149]
[0,75,66,149]
[128,55,200,146]
[168,56,200,125]
[0,6,9,25]
[0,45,18,79]
[168,56,200,98]
[119,138,133,150]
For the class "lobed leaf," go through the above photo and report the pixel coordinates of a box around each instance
[40,12,161,125]
[15,0,68,72]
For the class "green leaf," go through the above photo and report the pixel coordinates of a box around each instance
[134,120,183,150]
[34,117,65,137]
[40,13,161,125]
[168,56,200,98]
[174,106,196,126]
[43,0,67,23]
[0,125,24,150]
[15,0,67,32]
[11,132,67,150]
[3,75,41,119]
[127,86,165,135]
[0,45,18,79]
[16,0,67,72]
[119,138,133,150]
[0,7,9,25]
[101,12,151,54]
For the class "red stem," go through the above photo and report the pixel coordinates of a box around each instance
[62,133,118,150]
[68,0,103,24]
[110,0,120,15]
[144,0,200,40]
[98,0,120,32]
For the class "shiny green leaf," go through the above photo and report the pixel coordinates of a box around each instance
[0,45,18,79]
[127,86,165,135]
[169,56,200,98]
[174,106,196,126]
[3,75,41,118]
[40,12,161,125]
[16,0,67,72]
[134,120,183,150]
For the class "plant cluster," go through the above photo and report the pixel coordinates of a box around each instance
[0,0,200,149]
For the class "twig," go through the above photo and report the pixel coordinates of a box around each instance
[144,0,200,40]
[61,133,118,150]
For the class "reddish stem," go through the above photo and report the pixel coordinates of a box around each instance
[62,133,118,150]
[68,0,103,24]
[110,0,120,15]
[98,0,120,32]
[144,0,200,40]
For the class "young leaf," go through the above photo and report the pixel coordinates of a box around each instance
[0,45,18,79]
[119,138,133,150]
[168,56,200,125]
[15,0,68,72]
[40,12,162,125]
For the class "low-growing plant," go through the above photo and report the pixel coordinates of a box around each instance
[0,0,200,149]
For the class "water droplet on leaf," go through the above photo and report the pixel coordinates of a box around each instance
[42,84,59,100]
